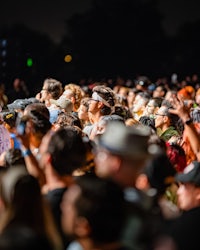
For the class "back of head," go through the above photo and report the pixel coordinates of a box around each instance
[4,148,25,168]
[27,110,52,136]
[0,166,46,234]
[24,103,50,120]
[144,152,177,194]
[47,128,87,175]
[75,175,124,243]
[2,111,17,128]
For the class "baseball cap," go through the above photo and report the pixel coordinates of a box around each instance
[97,122,154,160]
[175,161,200,186]
[50,97,73,112]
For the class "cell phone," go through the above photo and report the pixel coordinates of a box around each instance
[15,114,27,135]
[16,120,26,135]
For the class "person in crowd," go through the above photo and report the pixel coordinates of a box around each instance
[23,102,50,120]
[154,106,180,142]
[78,97,91,129]
[0,115,11,156]
[7,78,29,103]
[37,78,63,124]
[0,166,63,250]
[87,84,116,139]
[62,83,83,114]
[152,84,167,99]
[126,88,141,110]
[53,112,82,131]
[50,96,73,114]
[0,148,25,168]
[94,121,160,250]
[169,95,200,163]
[39,127,87,248]
[0,83,8,109]
[1,110,21,149]
[142,97,163,118]
[61,175,125,250]
[158,161,200,250]
[131,91,150,120]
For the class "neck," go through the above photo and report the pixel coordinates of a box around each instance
[43,166,67,193]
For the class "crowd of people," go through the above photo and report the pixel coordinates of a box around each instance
[0,74,199,249]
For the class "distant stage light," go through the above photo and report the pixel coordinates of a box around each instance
[64,54,72,63]
[26,57,33,67]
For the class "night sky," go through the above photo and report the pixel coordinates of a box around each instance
[0,0,200,43]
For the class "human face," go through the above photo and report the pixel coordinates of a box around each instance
[127,91,136,108]
[88,98,100,113]
[144,100,156,115]
[177,183,200,211]
[78,104,88,121]
[40,83,49,101]
[154,107,167,129]
[61,184,81,236]
[153,86,164,98]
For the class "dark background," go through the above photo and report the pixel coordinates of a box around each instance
[0,0,200,95]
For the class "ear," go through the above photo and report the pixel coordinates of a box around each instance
[97,101,104,109]
[110,155,122,173]
[71,96,76,104]
[163,115,170,124]
[26,120,34,134]
[135,174,149,190]
[74,217,91,237]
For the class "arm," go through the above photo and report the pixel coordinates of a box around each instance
[18,133,46,187]
[169,97,200,161]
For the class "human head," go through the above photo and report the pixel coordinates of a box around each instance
[61,175,124,245]
[94,122,153,187]
[40,78,63,102]
[24,103,50,120]
[40,128,86,175]
[153,85,167,98]
[89,85,116,116]
[175,161,200,211]
[63,83,83,112]
[154,106,179,132]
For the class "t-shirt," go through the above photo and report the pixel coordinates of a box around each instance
[0,125,11,155]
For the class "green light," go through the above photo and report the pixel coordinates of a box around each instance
[27,57,33,67]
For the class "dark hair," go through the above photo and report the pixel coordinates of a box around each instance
[44,78,63,99]
[2,111,17,128]
[55,112,82,130]
[4,149,25,168]
[74,175,124,243]
[47,128,86,175]
[139,116,156,132]
[25,103,50,120]
[93,85,115,115]
[28,110,52,135]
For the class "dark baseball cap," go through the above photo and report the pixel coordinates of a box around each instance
[175,161,200,186]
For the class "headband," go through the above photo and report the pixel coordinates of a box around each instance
[92,92,111,108]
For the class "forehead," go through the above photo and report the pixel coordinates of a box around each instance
[148,100,156,106]
[155,86,163,92]
[157,106,167,114]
